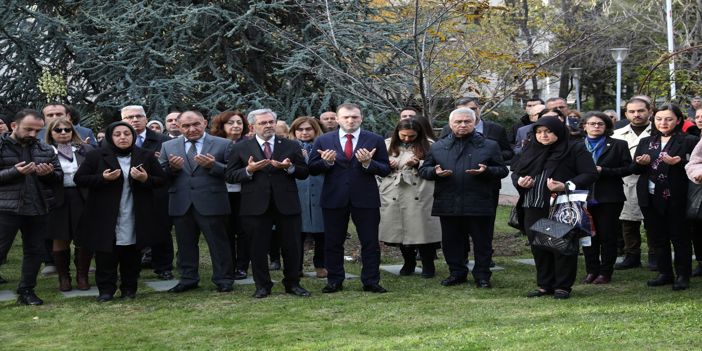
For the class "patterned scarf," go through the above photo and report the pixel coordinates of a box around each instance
[648,133,673,200]
[56,143,74,162]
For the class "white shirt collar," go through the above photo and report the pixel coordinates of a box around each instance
[338,128,361,140]
[255,135,276,147]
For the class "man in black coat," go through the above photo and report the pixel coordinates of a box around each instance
[419,108,509,288]
[226,109,310,298]
[121,105,174,280]
[0,110,63,305]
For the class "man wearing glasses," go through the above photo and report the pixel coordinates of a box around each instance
[121,105,175,281]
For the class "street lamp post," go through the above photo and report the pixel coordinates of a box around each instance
[611,48,629,120]
[570,67,582,112]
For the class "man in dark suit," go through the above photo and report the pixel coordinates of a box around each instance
[226,109,310,298]
[309,103,391,294]
[158,110,235,293]
[121,105,174,280]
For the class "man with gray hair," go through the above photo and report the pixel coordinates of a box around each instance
[226,108,311,298]
[159,110,235,293]
[419,108,508,289]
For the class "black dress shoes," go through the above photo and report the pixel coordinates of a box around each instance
[253,287,271,298]
[234,269,248,280]
[672,275,690,291]
[553,289,571,299]
[647,274,674,287]
[692,263,702,277]
[120,291,136,299]
[285,285,311,297]
[168,283,199,293]
[526,289,553,298]
[441,276,468,286]
[16,289,43,305]
[155,270,174,280]
[582,273,597,284]
[475,279,492,289]
[322,282,343,293]
[96,293,114,303]
[362,284,388,293]
[216,284,234,293]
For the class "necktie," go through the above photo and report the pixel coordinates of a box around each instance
[263,141,272,159]
[344,134,353,160]
[187,140,197,167]
[136,135,143,147]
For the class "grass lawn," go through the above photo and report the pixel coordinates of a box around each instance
[1,206,700,350]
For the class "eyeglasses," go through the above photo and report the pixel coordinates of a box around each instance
[123,114,145,120]
[585,122,605,127]
[257,120,276,126]
[52,127,72,134]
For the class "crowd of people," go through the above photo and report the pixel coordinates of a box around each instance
[1,94,702,306]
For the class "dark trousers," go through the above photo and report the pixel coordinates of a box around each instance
[226,192,250,272]
[524,207,578,292]
[690,221,702,263]
[642,205,692,277]
[0,213,48,290]
[150,223,174,273]
[242,207,301,290]
[151,188,174,272]
[94,245,140,295]
[268,229,282,263]
[173,206,234,286]
[583,202,624,276]
[440,216,493,281]
[621,220,654,256]
[324,207,381,286]
[299,232,325,272]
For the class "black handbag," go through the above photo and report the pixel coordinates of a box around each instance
[687,181,702,221]
[529,218,580,256]
[507,206,522,230]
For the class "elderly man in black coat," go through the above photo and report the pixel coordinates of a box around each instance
[419,108,509,289]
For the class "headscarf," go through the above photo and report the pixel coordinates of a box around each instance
[104,121,136,156]
[512,116,569,178]
[146,120,164,133]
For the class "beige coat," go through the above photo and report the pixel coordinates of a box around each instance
[379,139,441,245]
[685,138,702,184]
[611,123,652,221]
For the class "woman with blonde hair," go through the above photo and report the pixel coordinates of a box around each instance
[44,118,95,291]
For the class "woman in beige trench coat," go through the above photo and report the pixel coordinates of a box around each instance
[379,118,441,278]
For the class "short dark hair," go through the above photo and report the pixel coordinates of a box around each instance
[546,97,566,104]
[14,109,44,124]
[527,98,545,104]
[582,111,614,136]
[337,103,362,114]
[455,97,480,108]
[625,97,652,111]
[66,105,81,125]
[654,104,685,135]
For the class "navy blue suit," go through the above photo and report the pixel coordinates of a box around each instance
[309,129,391,286]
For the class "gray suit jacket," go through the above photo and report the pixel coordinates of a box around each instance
[159,134,233,216]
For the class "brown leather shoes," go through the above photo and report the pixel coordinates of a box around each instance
[593,275,611,284]
[581,273,597,284]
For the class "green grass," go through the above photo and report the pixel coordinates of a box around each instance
[0,206,699,350]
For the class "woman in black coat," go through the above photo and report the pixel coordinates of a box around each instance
[632,104,699,291]
[511,117,598,299]
[74,121,166,302]
[579,112,632,284]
